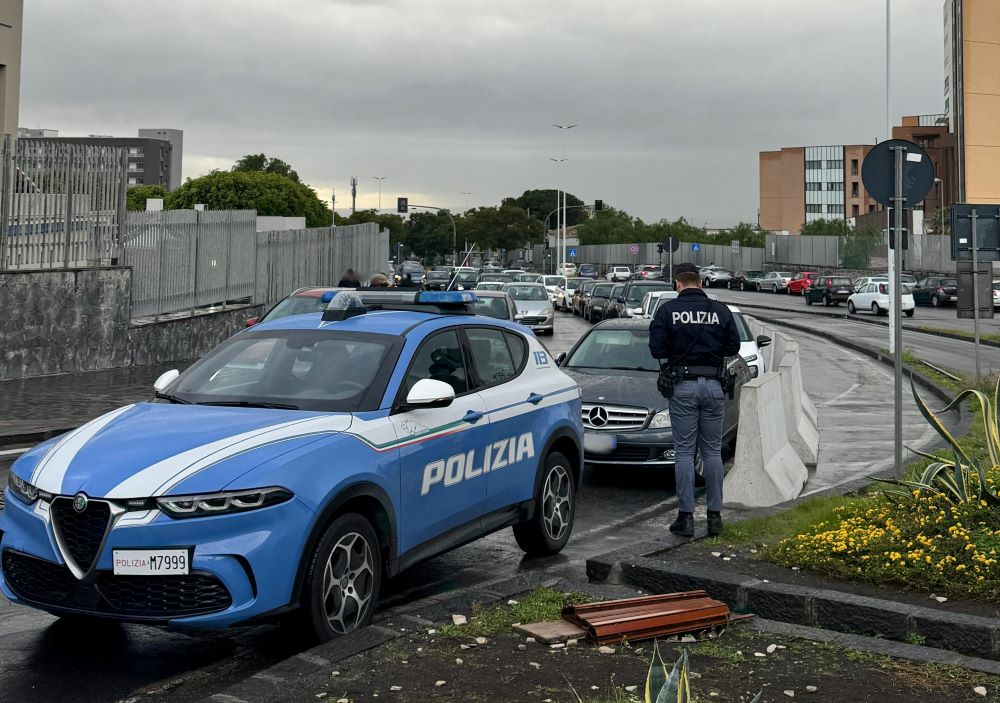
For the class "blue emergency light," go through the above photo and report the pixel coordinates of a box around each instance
[415,291,478,304]
[320,290,338,303]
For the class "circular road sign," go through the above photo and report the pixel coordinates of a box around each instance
[861,139,936,208]
[629,244,639,255]
[665,236,680,253]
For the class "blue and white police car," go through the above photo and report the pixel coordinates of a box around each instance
[0,291,583,641]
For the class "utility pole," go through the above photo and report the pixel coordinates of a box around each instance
[351,176,357,214]
[552,124,578,273]
[373,176,386,211]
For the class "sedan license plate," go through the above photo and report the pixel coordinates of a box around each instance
[584,432,617,455]
[113,549,190,576]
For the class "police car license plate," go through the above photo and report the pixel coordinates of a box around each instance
[113,549,190,576]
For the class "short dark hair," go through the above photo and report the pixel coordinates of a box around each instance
[675,271,701,287]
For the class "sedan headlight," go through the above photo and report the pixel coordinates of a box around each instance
[543,307,554,316]
[7,473,52,505]
[648,410,671,429]
[743,354,758,364]
[157,487,293,519]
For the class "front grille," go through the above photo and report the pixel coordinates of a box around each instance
[2,549,77,603]
[585,445,675,464]
[50,497,111,572]
[581,404,650,431]
[97,572,232,617]
[520,316,546,325]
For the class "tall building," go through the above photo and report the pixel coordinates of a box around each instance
[17,127,58,138]
[138,128,183,189]
[0,0,23,140]
[946,0,1000,203]
[19,129,183,190]
[892,114,955,215]
[759,144,878,234]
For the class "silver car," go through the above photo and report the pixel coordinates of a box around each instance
[503,282,555,334]
[700,266,733,288]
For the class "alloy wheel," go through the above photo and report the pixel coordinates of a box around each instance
[541,464,572,542]
[321,532,374,634]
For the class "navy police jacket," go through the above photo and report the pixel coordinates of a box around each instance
[648,288,742,367]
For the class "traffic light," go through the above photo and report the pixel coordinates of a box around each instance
[397,197,408,214]
[657,243,664,254]
[594,200,604,211]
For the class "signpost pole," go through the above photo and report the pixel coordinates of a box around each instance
[971,209,982,379]
[892,145,904,481]
[668,245,674,286]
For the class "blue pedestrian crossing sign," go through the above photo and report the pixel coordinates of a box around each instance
[691,243,701,252]
[568,247,577,258]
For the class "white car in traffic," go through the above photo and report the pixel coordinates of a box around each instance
[847,281,915,317]
[543,275,568,309]
[607,266,632,282]
[556,263,577,277]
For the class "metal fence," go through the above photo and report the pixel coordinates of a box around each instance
[123,212,389,319]
[0,135,128,270]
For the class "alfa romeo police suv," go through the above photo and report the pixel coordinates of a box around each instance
[0,291,583,641]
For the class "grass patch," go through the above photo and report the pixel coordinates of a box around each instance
[711,494,865,549]
[439,588,591,638]
[688,639,746,666]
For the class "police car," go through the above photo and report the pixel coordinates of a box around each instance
[0,291,582,642]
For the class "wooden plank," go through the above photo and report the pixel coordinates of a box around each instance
[512,620,588,644]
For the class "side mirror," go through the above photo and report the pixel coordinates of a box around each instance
[555,352,567,366]
[245,317,259,328]
[153,369,180,393]
[756,335,772,349]
[615,296,625,304]
[405,378,456,409]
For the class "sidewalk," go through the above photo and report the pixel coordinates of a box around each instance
[0,363,184,445]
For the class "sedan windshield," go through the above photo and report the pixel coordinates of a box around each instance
[941,278,957,287]
[481,274,513,283]
[566,329,658,371]
[591,283,615,297]
[170,330,399,412]
[263,295,328,322]
[468,297,511,319]
[829,278,852,286]
[426,271,450,280]
[506,285,548,301]
[627,284,671,303]
[544,276,566,287]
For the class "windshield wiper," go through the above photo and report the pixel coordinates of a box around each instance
[154,392,191,404]
[603,366,657,372]
[196,400,302,410]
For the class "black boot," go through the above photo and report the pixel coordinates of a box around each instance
[707,511,723,537]
[669,511,694,538]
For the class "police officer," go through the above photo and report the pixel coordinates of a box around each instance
[649,262,741,537]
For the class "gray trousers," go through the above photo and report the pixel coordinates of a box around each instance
[668,377,725,513]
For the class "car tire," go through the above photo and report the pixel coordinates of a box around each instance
[299,513,381,643]
[872,302,881,316]
[805,294,813,305]
[513,451,576,556]
[847,301,856,314]
[905,309,915,317]
[823,295,831,307]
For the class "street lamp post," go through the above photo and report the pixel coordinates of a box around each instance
[549,158,567,272]
[373,176,387,211]
[552,124,578,274]
[462,192,472,213]
[934,177,944,233]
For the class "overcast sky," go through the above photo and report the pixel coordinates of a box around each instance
[18,0,946,225]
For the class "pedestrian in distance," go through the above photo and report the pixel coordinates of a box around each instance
[338,269,360,288]
[397,273,418,288]
[648,262,741,538]
[369,273,390,288]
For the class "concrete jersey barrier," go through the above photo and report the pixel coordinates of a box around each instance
[778,342,819,466]
[724,372,808,508]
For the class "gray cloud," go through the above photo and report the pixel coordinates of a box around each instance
[18,0,945,223]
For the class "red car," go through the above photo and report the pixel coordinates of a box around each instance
[787,271,821,295]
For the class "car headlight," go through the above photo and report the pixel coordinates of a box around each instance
[743,354,758,364]
[7,473,52,505]
[649,410,671,429]
[157,487,293,519]
[544,307,554,316]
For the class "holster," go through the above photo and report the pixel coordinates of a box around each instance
[657,364,681,399]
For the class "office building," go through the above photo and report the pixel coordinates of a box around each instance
[19,129,183,190]
[0,0,23,140]
[946,0,1000,203]
[893,114,955,217]
[759,144,878,234]
[138,128,183,190]
[17,127,58,138]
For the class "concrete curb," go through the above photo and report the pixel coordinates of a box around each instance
[731,298,1000,349]
[616,558,1000,661]
[0,427,74,449]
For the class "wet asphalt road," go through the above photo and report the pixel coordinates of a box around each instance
[0,308,941,702]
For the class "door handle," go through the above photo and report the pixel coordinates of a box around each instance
[527,393,543,405]
[463,410,485,424]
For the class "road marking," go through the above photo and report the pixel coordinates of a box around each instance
[0,448,29,458]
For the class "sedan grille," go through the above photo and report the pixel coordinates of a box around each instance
[581,404,650,431]
[2,549,77,603]
[50,497,111,573]
[520,316,547,325]
[97,572,232,617]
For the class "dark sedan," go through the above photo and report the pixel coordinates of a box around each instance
[572,279,597,316]
[585,282,616,322]
[912,276,958,307]
[804,275,855,307]
[729,271,764,291]
[422,270,452,290]
[556,318,748,468]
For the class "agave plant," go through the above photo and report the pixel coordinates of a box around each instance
[644,641,761,703]
[881,376,1000,505]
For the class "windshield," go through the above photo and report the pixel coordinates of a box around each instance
[506,285,548,301]
[544,276,566,287]
[426,271,450,280]
[401,262,423,273]
[627,284,671,303]
[171,330,399,411]
[746,271,763,277]
[592,284,614,297]
[830,277,852,286]
[455,273,478,282]
[566,278,587,288]
[476,282,506,291]
[566,329,657,371]
[468,297,511,319]
[942,278,957,287]
[481,274,512,283]
[263,295,328,322]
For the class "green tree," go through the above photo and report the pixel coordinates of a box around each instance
[799,218,853,236]
[165,171,332,227]
[459,204,544,253]
[232,153,300,183]
[404,211,455,262]
[720,221,767,248]
[513,189,587,228]
[125,184,167,211]
[575,207,641,245]
[336,208,405,249]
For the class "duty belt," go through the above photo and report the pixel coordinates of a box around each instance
[675,365,721,380]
